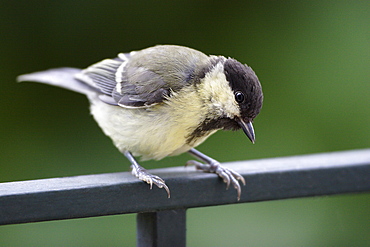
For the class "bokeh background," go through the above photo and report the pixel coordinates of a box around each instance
[1,0,369,246]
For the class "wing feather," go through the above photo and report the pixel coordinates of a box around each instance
[76,45,211,108]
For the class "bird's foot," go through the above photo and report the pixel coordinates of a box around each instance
[186,160,246,201]
[131,164,170,198]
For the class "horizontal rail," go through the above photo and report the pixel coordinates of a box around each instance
[0,149,369,225]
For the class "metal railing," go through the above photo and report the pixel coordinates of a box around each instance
[1,149,370,246]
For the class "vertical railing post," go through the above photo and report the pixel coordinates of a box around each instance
[136,209,187,247]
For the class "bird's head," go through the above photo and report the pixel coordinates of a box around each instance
[192,57,263,144]
[223,58,263,143]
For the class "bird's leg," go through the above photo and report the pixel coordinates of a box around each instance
[123,151,170,198]
[187,148,246,200]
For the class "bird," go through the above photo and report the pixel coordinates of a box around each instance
[17,45,263,200]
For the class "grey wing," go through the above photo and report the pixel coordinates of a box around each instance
[76,52,170,108]
[115,53,170,108]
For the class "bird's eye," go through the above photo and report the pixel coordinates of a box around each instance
[235,91,245,103]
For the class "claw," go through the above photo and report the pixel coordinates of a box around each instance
[187,159,245,201]
[131,164,171,198]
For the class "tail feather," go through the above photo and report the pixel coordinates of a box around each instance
[17,67,97,96]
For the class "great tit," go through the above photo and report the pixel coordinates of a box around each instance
[18,45,263,200]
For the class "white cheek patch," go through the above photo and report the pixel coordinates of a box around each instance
[200,63,240,118]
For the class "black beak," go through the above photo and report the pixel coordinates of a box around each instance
[237,118,255,144]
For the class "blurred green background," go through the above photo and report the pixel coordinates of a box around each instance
[1,0,369,246]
